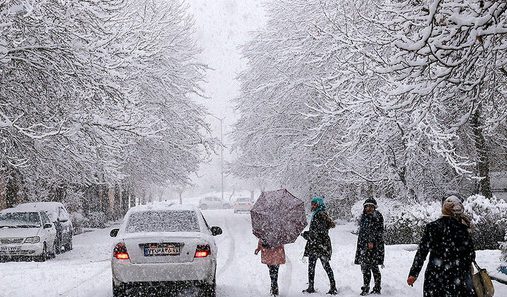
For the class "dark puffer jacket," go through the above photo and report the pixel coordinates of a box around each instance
[354,210,384,265]
[302,211,335,260]
[409,216,476,297]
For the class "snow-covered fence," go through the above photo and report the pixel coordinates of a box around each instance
[352,196,507,249]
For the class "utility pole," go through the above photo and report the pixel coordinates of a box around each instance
[210,114,225,202]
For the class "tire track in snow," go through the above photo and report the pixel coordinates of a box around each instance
[281,256,293,296]
[58,262,110,296]
[217,214,236,276]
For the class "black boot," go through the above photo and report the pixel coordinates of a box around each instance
[371,286,381,294]
[327,286,338,295]
[270,286,279,296]
[360,286,370,296]
[302,286,316,294]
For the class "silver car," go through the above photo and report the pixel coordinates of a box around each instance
[110,204,222,297]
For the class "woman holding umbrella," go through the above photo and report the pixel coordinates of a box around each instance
[251,189,308,296]
[255,239,286,296]
[301,196,338,295]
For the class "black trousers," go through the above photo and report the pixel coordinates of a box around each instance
[361,264,381,289]
[308,255,336,288]
[268,265,279,290]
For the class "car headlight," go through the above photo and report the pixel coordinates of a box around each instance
[24,236,41,244]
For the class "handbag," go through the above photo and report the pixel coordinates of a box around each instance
[472,260,495,297]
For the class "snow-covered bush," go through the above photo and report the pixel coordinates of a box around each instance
[83,211,107,229]
[352,196,507,249]
[70,211,87,235]
[501,232,507,263]
[465,195,507,249]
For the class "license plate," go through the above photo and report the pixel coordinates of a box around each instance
[144,243,180,256]
[0,246,21,252]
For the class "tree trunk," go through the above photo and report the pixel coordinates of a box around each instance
[5,167,21,208]
[471,105,493,198]
[0,174,6,210]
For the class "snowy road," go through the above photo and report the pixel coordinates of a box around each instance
[1,209,506,297]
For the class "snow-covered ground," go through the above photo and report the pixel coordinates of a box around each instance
[0,209,505,296]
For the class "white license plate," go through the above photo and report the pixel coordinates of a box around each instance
[144,244,180,256]
[0,246,21,252]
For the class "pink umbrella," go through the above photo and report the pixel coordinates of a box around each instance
[251,189,307,247]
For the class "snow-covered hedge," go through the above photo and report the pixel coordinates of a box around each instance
[352,195,507,249]
[82,211,107,229]
[501,230,507,263]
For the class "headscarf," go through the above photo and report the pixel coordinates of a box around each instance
[442,195,473,230]
[442,195,464,217]
[311,196,326,219]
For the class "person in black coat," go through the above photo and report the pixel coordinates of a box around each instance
[407,195,476,297]
[354,198,384,295]
[301,196,337,295]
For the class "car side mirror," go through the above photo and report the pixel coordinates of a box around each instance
[44,223,53,229]
[58,218,68,223]
[110,228,119,238]
[210,226,222,236]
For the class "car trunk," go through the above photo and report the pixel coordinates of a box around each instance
[122,232,204,264]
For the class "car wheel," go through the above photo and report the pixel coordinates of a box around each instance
[55,238,62,254]
[112,279,126,297]
[64,236,73,251]
[35,243,48,262]
[50,241,57,258]
[200,275,216,297]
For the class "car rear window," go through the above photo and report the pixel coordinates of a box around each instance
[125,210,200,233]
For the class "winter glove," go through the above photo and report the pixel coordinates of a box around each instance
[367,242,374,249]
[407,276,417,287]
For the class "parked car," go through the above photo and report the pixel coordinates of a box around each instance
[233,197,254,213]
[0,208,57,261]
[15,202,73,253]
[198,196,231,210]
[110,204,223,297]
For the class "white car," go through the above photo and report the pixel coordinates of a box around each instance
[15,202,73,253]
[110,204,222,297]
[0,208,57,261]
[233,197,254,213]
[198,196,231,210]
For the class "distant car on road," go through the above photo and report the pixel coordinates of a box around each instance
[198,196,231,210]
[110,204,223,297]
[0,208,57,261]
[233,197,254,213]
[15,202,73,253]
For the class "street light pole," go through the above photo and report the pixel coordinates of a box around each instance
[210,114,225,202]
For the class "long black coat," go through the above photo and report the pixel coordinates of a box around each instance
[303,211,335,260]
[409,217,476,297]
[354,210,385,265]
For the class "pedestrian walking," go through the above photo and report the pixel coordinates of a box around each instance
[255,239,286,296]
[407,195,476,297]
[301,196,338,295]
[354,198,384,295]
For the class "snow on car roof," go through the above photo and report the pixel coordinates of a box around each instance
[125,202,199,216]
[15,202,65,211]
[0,207,41,214]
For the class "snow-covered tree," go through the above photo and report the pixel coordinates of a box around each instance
[0,0,212,212]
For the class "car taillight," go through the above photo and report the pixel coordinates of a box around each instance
[195,244,211,258]
[113,242,129,260]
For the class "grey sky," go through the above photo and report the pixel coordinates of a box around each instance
[186,0,266,191]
